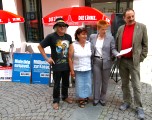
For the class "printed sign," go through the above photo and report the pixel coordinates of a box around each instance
[12,53,32,84]
[78,15,97,20]
[0,66,12,81]
[31,53,51,84]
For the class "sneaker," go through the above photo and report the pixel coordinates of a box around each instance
[136,107,144,120]
[119,102,130,111]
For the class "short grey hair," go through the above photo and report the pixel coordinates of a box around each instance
[54,27,57,32]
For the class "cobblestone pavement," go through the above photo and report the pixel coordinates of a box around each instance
[0,79,152,120]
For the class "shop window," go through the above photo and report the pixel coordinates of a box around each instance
[0,0,7,42]
[0,25,7,42]
[85,0,133,38]
[22,0,43,43]
[0,0,2,8]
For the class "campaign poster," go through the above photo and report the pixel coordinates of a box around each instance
[0,51,12,67]
[12,53,32,84]
[31,53,51,84]
[0,66,12,81]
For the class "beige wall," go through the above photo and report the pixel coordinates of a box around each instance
[41,0,85,37]
[1,0,25,52]
[133,0,152,85]
[35,0,85,53]
[2,0,151,54]
[0,0,85,53]
[133,0,152,55]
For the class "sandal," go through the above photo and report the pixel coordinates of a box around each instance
[63,97,73,104]
[53,103,59,110]
[78,100,85,108]
[84,97,89,104]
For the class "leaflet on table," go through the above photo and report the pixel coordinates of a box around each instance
[116,47,132,56]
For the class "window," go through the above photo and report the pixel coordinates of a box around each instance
[85,0,133,38]
[22,0,43,43]
[0,0,7,42]
[0,0,2,8]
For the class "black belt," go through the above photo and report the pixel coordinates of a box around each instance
[94,56,103,60]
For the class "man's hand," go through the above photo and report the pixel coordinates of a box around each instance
[46,57,55,64]
[70,70,75,78]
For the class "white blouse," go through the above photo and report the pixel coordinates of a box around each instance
[73,41,91,71]
[95,38,104,57]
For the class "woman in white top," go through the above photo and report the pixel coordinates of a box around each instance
[68,28,92,108]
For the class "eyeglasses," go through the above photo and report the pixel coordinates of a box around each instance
[58,24,66,27]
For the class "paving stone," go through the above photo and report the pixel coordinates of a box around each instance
[0,67,152,120]
[2,117,9,120]
[123,118,130,120]
[15,117,21,120]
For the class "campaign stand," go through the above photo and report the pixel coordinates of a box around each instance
[0,66,12,81]
[12,53,32,84]
[31,53,51,84]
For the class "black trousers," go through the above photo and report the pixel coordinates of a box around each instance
[53,70,70,103]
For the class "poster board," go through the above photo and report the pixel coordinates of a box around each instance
[31,53,51,84]
[12,53,31,84]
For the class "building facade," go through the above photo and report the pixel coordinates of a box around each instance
[0,0,151,53]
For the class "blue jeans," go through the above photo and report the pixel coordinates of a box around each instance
[75,70,92,98]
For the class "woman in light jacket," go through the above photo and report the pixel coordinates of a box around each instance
[89,20,119,106]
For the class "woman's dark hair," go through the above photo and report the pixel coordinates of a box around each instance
[123,8,134,17]
[75,27,88,41]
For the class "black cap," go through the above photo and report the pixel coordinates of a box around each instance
[53,18,69,29]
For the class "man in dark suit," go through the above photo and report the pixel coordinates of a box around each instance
[116,8,148,120]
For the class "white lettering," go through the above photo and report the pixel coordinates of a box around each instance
[78,16,84,20]
[84,15,96,20]
[14,59,30,64]
[14,64,30,68]
[12,18,21,21]
[49,17,53,22]
[33,64,49,69]
[49,16,63,22]
[106,18,110,23]
[33,60,48,65]
[78,15,97,21]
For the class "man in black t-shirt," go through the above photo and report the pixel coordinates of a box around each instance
[38,18,73,110]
